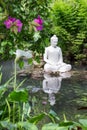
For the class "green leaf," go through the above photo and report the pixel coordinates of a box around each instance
[17,121,38,130]
[56,126,69,130]
[0,110,3,115]
[35,55,40,63]
[22,102,31,117]
[29,24,33,32]
[18,60,24,69]
[0,84,7,95]
[59,121,74,127]
[33,32,41,42]
[28,58,33,65]
[49,110,60,120]
[29,113,45,124]
[1,41,8,46]
[11,26,18,35]
[79,119,87,128]
[42,123,59,130]
[0,47,4,54]
[9,49,14,55]
[0,121,17,130]
[8,89,28,102]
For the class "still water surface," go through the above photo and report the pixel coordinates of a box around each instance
[0,60,87,121]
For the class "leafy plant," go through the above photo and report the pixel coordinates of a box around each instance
[50,0,87,64]
[0,0,51,60]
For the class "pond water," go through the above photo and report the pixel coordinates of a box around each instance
[0,60,87,121]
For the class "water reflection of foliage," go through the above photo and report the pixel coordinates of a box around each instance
[29,91,50,115]
[70,85,87,119]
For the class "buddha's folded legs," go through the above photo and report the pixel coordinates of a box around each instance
[44,63,71,73]
[44,63,58,73]
[58,64,72,72]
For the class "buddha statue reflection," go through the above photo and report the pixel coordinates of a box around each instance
[44,35,72,73]
[43,72,72,106]
[43,74,62,106]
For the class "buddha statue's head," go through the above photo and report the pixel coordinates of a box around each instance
[51,35,58,47]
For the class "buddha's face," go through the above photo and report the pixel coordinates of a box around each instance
[51,39,58,47]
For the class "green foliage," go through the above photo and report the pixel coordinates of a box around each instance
[42,123,59,130]
[0,0,51,60]
[18,59,25,69]
[29,113,45,124]
[79,119,87,130]
[17,122,38,130]
[0,121,17,130]
[50,0,87,63]
[8,89,28,102]
[28,58,33,65]
[0,41,15,60]
[0,121,38,130]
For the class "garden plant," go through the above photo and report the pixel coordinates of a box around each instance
[0,0,87,129]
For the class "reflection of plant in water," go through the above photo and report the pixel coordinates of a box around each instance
[29,92,50,115]
[73,88,87,107]
[71,87,87,120]
[76,93,87,107]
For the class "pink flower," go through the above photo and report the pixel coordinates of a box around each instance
[8,16,16,22]
[15,19,23,32]
[34,15,43,31]
[4,19,13,29]
[4,16,23,33]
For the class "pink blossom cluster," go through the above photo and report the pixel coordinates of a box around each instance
[4,16,23,32]
[4,15,44,33]
[34,15,43,31]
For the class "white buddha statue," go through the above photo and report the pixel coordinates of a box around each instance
[44,35,72,73]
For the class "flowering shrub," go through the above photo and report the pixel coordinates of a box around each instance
[3,15,45,59]
[4,16,23,34]
[34,15,43,31]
